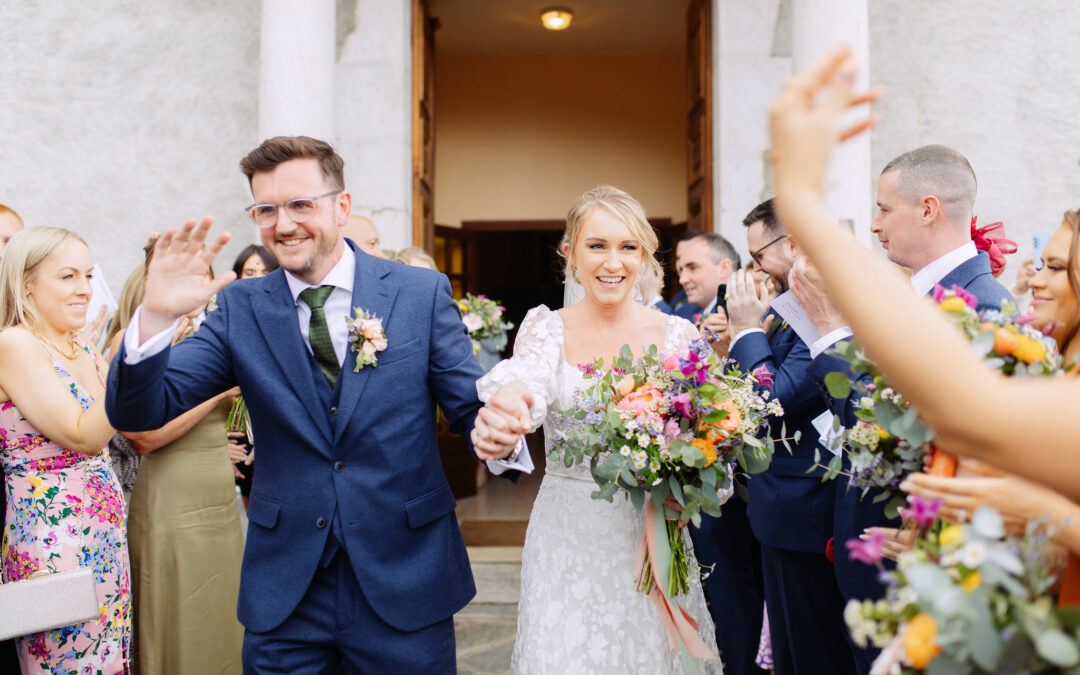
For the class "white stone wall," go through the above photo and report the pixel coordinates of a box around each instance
[0,1,262,294]
[335,0,413,253]
[868,0,1080,284]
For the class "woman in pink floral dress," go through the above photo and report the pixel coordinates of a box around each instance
[0,227,130,674]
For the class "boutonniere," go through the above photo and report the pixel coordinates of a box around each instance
[346,307,388,372]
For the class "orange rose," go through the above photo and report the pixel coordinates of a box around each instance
[698,400,741,443]
[615,374,636,399]
[690,438,717,468]
[992,328,1018,356]
[1013,335,1047,364]
[903,614,941,669]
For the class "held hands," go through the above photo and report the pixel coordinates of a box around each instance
[472,381,534,461]
[141,217,236,340]
[900,459,1038,534]
[788,256,847,334]
[768,46,879,197]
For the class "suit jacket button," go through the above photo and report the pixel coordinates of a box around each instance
[334,461,344,472]
[330,406,338,415]
[316,517,327,529]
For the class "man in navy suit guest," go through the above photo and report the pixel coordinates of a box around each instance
[793,145,1013,674]
[673,231,740,320]
[105,136,531,673]
[701,199,853,675]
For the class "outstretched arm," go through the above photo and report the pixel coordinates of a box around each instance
[768,47,1080,498]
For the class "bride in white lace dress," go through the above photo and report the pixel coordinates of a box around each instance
[477,186,727,674]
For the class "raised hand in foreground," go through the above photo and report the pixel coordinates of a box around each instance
[140,217,235,341]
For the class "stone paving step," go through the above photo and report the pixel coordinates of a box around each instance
[468,546,522,604]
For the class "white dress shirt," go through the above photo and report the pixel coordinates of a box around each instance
[808,241,978,359]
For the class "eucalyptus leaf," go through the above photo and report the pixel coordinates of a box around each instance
[630,487,645,513]
[669,476,685,505]
[824,371,852,399]
[1036,630,1080,667]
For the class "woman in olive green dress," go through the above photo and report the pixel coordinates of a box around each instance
[110,246,244,675]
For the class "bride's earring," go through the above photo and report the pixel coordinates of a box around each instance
[573,267,580,282]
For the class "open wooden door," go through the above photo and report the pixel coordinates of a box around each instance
[686,0,713,233]
[411,0,437,251]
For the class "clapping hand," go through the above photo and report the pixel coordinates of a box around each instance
[788,255,846,334]
[141,217,236,341]
[701,308,731,357]
[725,269,771,335]
[472,382,533,461]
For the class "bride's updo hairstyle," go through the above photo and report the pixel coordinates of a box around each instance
[0,226,87,329]
[559,185,662,289]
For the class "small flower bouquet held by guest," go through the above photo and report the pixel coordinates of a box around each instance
[457,293,514,364]
[844,496,1080,674]
[820,286,1065,517]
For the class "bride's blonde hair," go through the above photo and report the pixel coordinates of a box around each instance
[0,227,88,329]
[559,185,662,292]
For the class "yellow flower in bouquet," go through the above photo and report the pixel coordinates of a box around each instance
[904,613,942,668]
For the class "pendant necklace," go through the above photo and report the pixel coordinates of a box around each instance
[34,331,79,360]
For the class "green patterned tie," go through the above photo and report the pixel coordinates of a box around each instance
[300,285,339,388]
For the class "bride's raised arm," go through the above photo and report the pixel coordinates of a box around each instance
[768,47,1080,499]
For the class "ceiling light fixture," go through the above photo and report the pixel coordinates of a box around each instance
[540,7,573,31]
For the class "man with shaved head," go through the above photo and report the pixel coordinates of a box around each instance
[343,214,384,258]
[791,144,1013,673]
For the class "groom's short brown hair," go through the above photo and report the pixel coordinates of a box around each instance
[240,136,345,190]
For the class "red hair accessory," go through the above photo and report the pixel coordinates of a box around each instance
[970,216,1017,278]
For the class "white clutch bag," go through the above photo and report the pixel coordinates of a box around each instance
[0,568,99,641]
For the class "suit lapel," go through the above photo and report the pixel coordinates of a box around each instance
[334,249,399,443]
[253,272,334,445]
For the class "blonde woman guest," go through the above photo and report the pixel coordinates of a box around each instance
[475,185,725,673]
[396,246,438,270]
[0,227,130,673]
[120,242,244,675]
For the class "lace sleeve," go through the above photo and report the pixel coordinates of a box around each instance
[477,305,562,432]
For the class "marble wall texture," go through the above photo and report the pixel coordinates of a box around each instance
[866,0,1080,282]
[2,0,1077,296]
[1,1,262,294]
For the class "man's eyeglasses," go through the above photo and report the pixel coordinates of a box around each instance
[245,190,342,228]
[749,235,786,265]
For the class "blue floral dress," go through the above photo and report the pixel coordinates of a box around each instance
[1,335,131,674]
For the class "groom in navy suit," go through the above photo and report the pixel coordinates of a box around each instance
[794,145,1013,674]
[105,136,531,673]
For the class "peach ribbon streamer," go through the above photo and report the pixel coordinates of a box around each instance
[636,499,717,666]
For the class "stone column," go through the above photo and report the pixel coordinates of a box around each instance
[791,0,873,246]
[259,0,335,140]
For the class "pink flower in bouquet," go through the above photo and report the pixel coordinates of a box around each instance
[680,351,709,384]
[933,283,977,310]
[901,494,943,529]
[846,530,886,565]
[578,362,600,377]
[462,313,484,333]
[663,418,682,439]
[616,386,663,417]
[671,392,693,418]
[662,354,681,372]
[752,364,774,390]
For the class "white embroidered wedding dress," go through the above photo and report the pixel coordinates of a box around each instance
[478,305,727,674]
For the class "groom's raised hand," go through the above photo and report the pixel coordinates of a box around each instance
[140,217,236,342]
[472,382,533,460]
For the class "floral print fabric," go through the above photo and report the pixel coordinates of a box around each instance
[1,336,130,674]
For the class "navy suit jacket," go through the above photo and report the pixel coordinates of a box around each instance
[729,323,836,553]
[670,289,703,321]
[809,251,1014,603]
[105,242,483,633]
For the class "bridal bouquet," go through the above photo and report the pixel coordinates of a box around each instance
[844,496,1079,674]
[550,338,785,597]
[457,293,514,354]
[820,285,1064,517]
